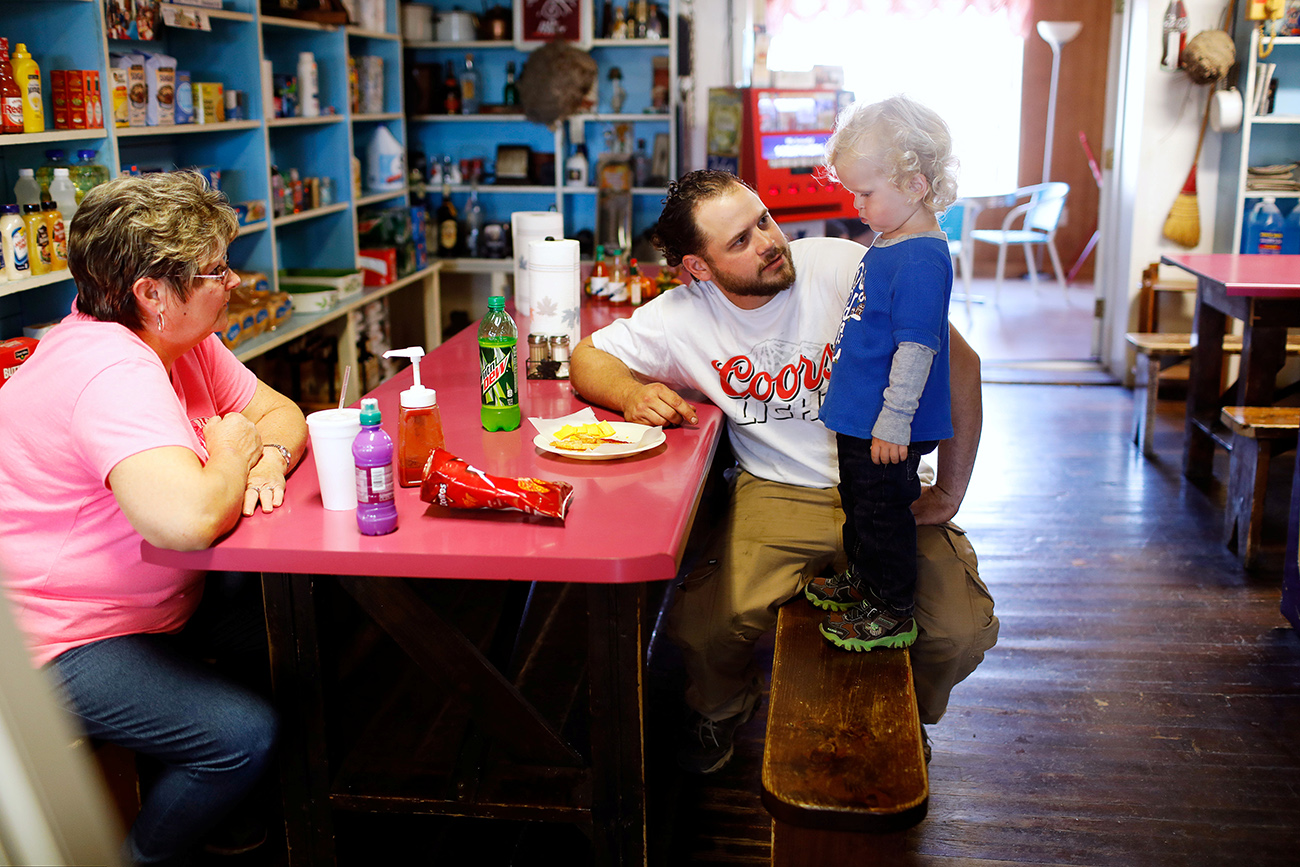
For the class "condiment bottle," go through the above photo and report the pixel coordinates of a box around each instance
[353,397,398,535]
[21,203,50,276]
[9,43,43,133]
[41,201,66,270]
[587,244,609,296]
[0,204,29,280]
[607,247,628,303]
[383,346,445,487]
[0,38,23,135]
[629,256,647,305]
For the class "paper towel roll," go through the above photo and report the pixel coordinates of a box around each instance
[527,238,582,350]
[511,211,564,314]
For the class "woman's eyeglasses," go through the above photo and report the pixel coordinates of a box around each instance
[193,261,231,283]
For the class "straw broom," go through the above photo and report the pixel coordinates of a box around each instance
[1163,87,1216,248]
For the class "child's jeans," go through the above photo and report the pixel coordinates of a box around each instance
[836,432,939,616]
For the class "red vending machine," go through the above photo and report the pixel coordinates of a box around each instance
[707,87,857,222]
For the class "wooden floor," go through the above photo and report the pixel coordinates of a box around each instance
[657,384,1300,866]
[229,277,1300,866]
[655,277,1300,866]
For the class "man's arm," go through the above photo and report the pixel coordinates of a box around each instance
[570,336,698,426]
[913,324,981,525]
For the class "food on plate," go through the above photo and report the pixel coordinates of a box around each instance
[549,420,635,452]
[419,448,574,520]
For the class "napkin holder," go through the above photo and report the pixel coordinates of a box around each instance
[526,333,570,379]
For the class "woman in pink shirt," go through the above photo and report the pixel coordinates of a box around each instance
[0,172,306,865]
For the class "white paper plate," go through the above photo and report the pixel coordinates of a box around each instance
[534,422,666,461]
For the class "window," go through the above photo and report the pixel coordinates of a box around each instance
[766,6,1025,195]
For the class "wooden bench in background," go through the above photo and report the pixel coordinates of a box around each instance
[1127,333,1300,458]
[1220,406,1300,569]
[761,602,927,867]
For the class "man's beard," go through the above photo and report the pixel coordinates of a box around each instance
[708,246,797,298]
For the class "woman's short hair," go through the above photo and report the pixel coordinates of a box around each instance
[652,170,751,267]
[69,171,239,331]
[823,95,959,215]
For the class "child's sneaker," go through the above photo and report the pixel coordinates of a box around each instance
[803,569,869,611]
[819,602,918,651]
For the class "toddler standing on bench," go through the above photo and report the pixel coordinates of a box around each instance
[804,95,959,652]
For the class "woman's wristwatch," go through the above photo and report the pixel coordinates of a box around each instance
[263,443,292,470]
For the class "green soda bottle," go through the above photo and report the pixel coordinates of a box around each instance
[479,295,521,431]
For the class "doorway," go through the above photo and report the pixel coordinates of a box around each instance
[765,0,1113,369]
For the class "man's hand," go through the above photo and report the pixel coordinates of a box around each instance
[624,382,698,427]
[912,483,959,526]
[871,438,907,465]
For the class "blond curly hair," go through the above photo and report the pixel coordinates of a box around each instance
[823,95,959,216]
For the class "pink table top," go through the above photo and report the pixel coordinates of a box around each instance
[1162,254,1300,298]
[143,302,725,584]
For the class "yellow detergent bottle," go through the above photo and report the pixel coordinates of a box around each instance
[10,44,43,133]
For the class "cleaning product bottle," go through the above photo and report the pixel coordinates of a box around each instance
[21,203,49,276]
[0,204,29,280]
[353,397,398,535]
[14,168,39,207]
[383,346,445,487]
[1284,204,1300,255]
[41,201,66,270]
[1246,196,1285,254]
[10,43,43,133]
[296,51,319,117]
[366,125,405,192]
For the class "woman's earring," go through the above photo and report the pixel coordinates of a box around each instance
[157,313,165,331]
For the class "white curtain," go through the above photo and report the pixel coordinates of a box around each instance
[765,0,1033,37]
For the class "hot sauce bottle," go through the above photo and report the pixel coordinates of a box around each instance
[383,346,445,487]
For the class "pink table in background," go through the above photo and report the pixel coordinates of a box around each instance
[1161,254,1300,630]
[144,303,725,866]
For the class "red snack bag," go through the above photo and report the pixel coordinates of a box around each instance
[419,448,574,520]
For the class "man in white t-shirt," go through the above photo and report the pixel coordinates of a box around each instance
[571,170,998,774]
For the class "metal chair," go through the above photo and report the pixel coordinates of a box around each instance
[936,201,972,319]
[969,182,1070,303]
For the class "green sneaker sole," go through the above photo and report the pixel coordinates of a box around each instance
[803,585,860,612]
[817,621,919,652]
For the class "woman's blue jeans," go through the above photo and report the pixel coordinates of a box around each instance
[46,573,278,865]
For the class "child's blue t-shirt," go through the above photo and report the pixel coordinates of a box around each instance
[820,232,954,443]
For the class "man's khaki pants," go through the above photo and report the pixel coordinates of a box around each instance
[667,470,999,724]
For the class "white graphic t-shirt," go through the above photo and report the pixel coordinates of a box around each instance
[590,236,867,489]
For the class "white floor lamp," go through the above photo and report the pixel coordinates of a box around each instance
[1038,21,1082,185]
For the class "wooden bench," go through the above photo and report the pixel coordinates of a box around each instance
[1221,406,1300,569]
[1126,332,1300,458]
[761,602,927,867]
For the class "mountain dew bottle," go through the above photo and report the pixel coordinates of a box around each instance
[479,295,521,431]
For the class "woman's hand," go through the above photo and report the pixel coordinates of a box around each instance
[243,447,289,515]
[203,413,262,473]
